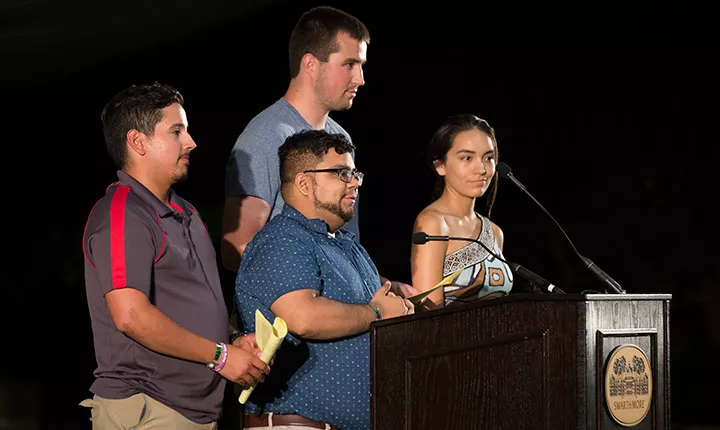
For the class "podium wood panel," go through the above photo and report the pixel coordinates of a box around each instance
[369,294,670,430]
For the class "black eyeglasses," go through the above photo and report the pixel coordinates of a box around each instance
[303,168,364,186]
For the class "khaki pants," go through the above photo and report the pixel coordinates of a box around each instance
[79,393,216,429]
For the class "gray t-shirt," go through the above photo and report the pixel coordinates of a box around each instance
[225,97,360,238]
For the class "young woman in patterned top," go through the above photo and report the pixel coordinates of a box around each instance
[411,114,513,311]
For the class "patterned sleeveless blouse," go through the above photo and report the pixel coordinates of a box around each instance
[442,215,513,306]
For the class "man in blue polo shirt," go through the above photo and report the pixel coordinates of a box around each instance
[235,130,414,430]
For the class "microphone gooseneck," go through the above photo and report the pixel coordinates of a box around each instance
[412,231,564,294]
[497,162,626,294]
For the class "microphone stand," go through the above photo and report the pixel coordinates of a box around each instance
[497,162,626,294]
[413,233,564,294]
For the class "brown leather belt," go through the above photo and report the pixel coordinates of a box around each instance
[243,412,339,430]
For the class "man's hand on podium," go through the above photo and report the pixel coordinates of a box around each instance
[379,275,419,299]
[390,280,418,299]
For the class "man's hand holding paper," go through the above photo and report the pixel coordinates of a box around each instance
[238,310,288,404]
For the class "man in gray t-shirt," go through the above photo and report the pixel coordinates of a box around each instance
[221,6,369,272]
[224,97,360,240]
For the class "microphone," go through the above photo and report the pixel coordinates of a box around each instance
[411,232,564,294]
[496,162,626,294]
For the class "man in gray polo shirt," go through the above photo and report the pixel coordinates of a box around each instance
[80,82,270,429]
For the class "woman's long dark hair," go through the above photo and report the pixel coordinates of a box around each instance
[427,114,499,217]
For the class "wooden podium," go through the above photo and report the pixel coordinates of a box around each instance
[369,294,670,429]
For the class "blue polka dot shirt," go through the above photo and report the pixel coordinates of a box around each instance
[235,204,380,430]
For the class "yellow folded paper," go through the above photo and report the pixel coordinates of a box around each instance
[238,310,288,404]
[405,267,464,305]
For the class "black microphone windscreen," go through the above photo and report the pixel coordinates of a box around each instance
[411,232,428,245]
[496,162,512,178]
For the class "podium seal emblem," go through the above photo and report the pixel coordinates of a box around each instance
[604,344,652,427]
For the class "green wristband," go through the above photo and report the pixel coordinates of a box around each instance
[370,304,382,320]
[213,344,223,361]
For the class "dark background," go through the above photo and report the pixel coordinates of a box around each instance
[1,1,717,428]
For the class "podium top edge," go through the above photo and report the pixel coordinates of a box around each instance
[583,293,672,300]
[370,293,672,328]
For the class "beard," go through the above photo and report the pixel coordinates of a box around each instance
[314,199,354,222]
[171,171,189,184]
[313,183,355,223]
[171,154,191,184]
[171,165,189,184]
